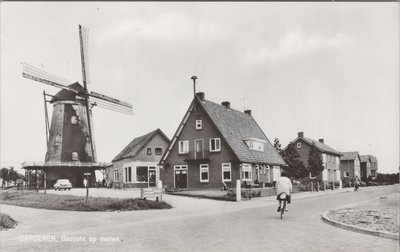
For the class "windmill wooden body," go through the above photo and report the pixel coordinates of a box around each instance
[21,25,133,188]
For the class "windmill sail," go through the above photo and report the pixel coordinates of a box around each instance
[90,91,133,115]
[79,25,90,85]
[22,63,79,93]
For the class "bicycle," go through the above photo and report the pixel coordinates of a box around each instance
[279,193,288,220]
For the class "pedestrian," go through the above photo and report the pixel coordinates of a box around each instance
[354,176,360,192]
[275,171,293,212]
[83,178,88,188]
[102,178,106,187]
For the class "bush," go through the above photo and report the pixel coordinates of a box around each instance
[0,213,17,230]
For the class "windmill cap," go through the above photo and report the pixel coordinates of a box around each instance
[50,82,85,103]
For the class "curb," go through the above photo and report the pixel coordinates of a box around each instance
[321,211,399,240]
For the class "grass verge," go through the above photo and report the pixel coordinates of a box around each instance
[0,191,172,211]
[0,213,17,230]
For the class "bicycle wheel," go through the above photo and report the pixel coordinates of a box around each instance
[280,200,286,219]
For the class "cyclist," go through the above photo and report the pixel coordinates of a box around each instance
[276,171,293,212]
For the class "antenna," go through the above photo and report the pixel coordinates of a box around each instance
[191,76,197,97]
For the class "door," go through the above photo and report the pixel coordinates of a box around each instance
[175,169,187,189]
[194,139,203,159]
[149,169,156,187]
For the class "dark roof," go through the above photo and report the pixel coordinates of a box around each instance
[51,82,85,103]
[199,98,286,166]
[298,137,341,156]
[340,152,360,161]
[360,155,371,163]
[369,155,378,163]
[112,129,169,162]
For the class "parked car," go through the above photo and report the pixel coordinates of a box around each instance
[54,179,72,191]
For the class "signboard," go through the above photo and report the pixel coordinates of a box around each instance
[84,173,91,176]
[140,188,163,201]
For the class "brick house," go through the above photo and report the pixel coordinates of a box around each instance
[287,132,342,184]
[339,152,361,181]
[159,92,286,190]
[360,155,378,181]
[369,156,378,180]
[105,129,169,188]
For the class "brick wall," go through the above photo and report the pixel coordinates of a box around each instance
[163,101,240,189]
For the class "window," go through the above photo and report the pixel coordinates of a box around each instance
[114,169,119,181]
[222,163,231,182]
[146,148,152,155]
[344,172,350,177]
[71,152,79,161]
[55,134,62,144]
[124,167,132,183]
[209,138,221,152]
[297,142,301,149]
[178,140,189,154]
[136,166,148,182]
[155,148,162,155]
[244,138,265,152]
[196,120,202,130]
[241,163,252,181]
[71,116,78,125]
[200,164,209,182]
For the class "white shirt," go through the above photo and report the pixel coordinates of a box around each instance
[276,176,292,195]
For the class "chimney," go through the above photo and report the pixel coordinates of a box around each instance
[244,110,252,116]
[221,101,231,109]
[319,139,324,144]
[298,132,304,138]
[196,92,205,101]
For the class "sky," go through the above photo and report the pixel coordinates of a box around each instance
[1,2,399,175]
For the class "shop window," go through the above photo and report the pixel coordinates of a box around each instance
[136,166,148,182]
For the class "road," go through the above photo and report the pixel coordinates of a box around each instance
[0,185,398,252]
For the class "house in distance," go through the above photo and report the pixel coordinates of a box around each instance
[159,92,286,190]
[285,132,342,186]
[105,129,169,189]
[339,151,361,181]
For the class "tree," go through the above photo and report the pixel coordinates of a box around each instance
[280,142,308,179]
[307,143,324,177]
[273,138,281,152]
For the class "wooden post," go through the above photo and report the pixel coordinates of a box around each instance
[44,171,47,195]
[310,182,314,192]
[36,169,39,193]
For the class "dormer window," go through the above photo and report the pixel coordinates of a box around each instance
[244,138,265,152]
[196,120,202,130]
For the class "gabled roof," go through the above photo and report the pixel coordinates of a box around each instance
[112,129,169,162]
[360,155,371,163]
[198,98,286,166]
[302,137,341,156]
[369,155,378,163]
[340,152,360,161]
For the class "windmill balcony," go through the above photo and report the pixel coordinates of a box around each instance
[184,150,211,162]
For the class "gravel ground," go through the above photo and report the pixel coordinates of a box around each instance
[327,191,399,234]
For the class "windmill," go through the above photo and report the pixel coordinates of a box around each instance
[21,25,133,187]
